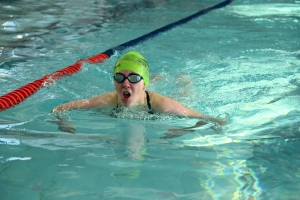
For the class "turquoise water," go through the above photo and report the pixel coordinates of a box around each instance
[1,0,300,199]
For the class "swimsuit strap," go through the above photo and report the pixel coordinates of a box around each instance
[145,91,155,114]
[145,91,151,110]
[116,93,119,108]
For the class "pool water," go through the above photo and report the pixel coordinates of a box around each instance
[1,0,300,199]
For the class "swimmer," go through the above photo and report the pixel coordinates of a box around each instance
[52,51,229,134]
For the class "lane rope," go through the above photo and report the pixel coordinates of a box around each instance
[0,0,233,112]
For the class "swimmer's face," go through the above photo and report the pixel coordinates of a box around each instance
[114,70,146,107]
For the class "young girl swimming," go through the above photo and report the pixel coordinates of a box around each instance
[52,51,229,133]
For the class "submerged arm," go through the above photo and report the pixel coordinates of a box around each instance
[51,92,116,113]
[150,92,229,139]
[151,92,229,125]
[161,114,229,139]
[51,92,116,133]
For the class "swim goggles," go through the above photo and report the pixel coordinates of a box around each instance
[113,73,143,84]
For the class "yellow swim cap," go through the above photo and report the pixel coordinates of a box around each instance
[113,51,149,86]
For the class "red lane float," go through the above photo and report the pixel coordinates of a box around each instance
[0,53,109,112]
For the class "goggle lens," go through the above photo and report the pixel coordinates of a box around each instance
[113,73,143,84]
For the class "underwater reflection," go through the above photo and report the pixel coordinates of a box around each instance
[113,121,146,160]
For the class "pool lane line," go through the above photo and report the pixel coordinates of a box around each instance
[0,0,233,112]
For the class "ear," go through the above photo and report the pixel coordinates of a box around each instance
[142,80,147,90]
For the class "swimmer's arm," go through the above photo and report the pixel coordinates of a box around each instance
[151,92,229,126]
[51,92,116,113]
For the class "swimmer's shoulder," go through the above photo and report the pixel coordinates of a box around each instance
[147,91,161,97]
[147,91,186,113]
[147,91,169,111]
[89,91,118,107]
[147,91,173,102]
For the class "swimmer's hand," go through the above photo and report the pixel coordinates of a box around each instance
[161,129,195,139]
[161,114,230,139]
[49,118,77,134]
[58,123,76,134]
[161,121,210,139]
[212,113,230,126]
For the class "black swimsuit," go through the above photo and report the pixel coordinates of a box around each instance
[112,91,155,115]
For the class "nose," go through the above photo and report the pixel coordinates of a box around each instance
[122,78,131,88]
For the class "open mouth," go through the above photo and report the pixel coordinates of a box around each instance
[122,91,131,100]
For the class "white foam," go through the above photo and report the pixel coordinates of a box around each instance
[0,138,20,145]
[228,4,300,17]
[6,157,31,161]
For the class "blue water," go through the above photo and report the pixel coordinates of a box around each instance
[1,0,300,199]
